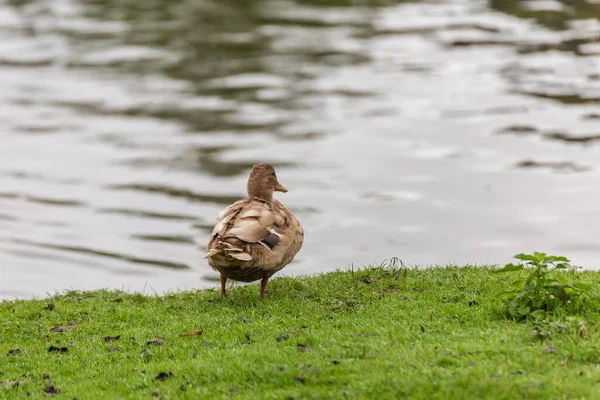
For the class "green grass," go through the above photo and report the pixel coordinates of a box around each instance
[1,265,600,399]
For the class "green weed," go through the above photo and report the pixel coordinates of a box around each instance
[494,252,597,319]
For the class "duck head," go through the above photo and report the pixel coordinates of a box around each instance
[247,163,287,201]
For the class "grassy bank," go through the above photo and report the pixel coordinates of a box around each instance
[1,265,599,399]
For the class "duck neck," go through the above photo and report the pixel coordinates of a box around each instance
[247,182,273,202]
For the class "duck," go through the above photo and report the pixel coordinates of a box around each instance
[204,162,304,298]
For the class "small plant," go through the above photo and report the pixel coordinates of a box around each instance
[494,252,594,319]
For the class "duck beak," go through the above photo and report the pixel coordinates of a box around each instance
[274,182,288,193]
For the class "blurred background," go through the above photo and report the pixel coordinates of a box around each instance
[0,0,599,299]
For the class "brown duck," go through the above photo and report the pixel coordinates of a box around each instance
[205,163,304,298]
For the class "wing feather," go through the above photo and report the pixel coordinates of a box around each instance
[213,200,286,248]
[227,218,270,242]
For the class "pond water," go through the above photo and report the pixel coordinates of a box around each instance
[1,0,599,299]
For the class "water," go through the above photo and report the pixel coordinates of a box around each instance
[1,0,599,299]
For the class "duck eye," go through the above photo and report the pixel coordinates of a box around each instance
[271,172,276,176]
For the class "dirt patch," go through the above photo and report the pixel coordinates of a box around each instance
[43,384,61,395]
[48,346,68,353]
[180,329,203,337]
[297,343,311,352]
[154,372,173,381]
[358,275,377,284]
[276,333,289,342]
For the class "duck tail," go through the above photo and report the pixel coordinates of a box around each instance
[205,241,253,261]
[204,248,220,259]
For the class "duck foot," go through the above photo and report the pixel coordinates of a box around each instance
[220,275,227,298]
[260,277,269,299]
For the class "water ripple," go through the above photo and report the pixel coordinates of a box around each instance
[97,208,198,221]
[10,239,190,270]
[0,192,85,207]
[2,0,600,299]
[105,184,241,205]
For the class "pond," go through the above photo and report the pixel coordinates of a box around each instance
[1,0,599,299]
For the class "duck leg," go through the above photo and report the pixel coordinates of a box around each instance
[220,275,227,298]
[259,277,269,299]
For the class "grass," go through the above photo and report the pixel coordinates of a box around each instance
[1,265,600,399]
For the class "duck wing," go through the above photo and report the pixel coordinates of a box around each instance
[206,200,284,261]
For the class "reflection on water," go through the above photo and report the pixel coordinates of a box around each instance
[1,0,599,299]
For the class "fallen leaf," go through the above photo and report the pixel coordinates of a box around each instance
[49,326,64,333]
[180,329,203,337]
[0,381,21,390]
[543,344,556,353]
[151,389,160,396]
[106,344,120,351]
[294,375,306,383]
[42,373,51,379]
[104,335,121,341]
[7,349,21,356]
[561,355,573,366]
[154,372,173,381]
[578,323,587,339]
[420,325,425,333]
[146,338,164,346]
[43,303,55,311]
[229,387,239,393]
[509,370,523,375]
